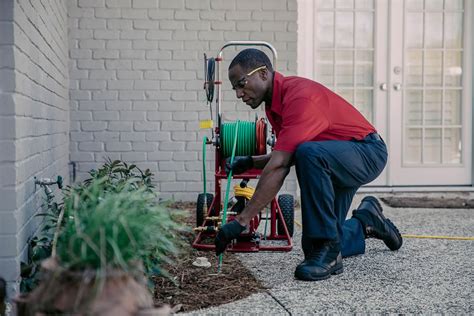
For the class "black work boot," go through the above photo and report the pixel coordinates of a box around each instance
[294,240,343,281]
[352,196,403,251]
[301,235,312,259]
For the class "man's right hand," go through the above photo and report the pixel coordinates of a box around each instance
[215,220,247,255]
[225,156,253,175]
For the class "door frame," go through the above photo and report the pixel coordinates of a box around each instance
[387,0,472,185]
[296,0,473,186]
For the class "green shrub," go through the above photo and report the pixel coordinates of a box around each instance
[21,159,186,293]
[20,199,63,293]
[57,177,186,274]
[84,158,154,193]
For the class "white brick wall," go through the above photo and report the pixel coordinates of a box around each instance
[1,0,297,295]
[0,0,69,295]
[68,0,298,201]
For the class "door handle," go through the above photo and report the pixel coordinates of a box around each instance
[393,83,402,91]
[379,83,387,91]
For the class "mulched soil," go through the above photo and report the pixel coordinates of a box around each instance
[152,202,265,313]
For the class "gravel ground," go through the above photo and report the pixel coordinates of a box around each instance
[182,194,474,315]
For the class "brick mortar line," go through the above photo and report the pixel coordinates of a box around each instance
[12,19,67,80]
[14,67,68,98]
[29,0,67,59]
[13,46,68,88]
[9,86,69,109]
[18,0,68,69]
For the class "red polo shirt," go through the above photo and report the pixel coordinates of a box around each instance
[265,72,376,153]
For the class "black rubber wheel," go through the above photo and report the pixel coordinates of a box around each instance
[277,194,294,237]
[196,193,214,227]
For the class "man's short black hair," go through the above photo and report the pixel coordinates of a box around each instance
[229,48,274,73]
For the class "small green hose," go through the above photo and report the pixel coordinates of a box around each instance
[218,120,241,273]
[202,136,208,199]
[201,120,255,272]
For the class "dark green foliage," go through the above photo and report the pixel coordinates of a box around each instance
[82,158,154,193]
[57,177,186,273]
[20,195,63,293]
[20,158,185,293]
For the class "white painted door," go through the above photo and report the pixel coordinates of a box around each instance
[297,0,472,185]
[388,0,472,185]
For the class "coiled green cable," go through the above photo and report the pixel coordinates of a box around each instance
[220,121,256,158]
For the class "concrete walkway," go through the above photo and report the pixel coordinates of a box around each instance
[183,194,474,315]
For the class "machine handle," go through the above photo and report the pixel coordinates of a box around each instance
[215,41,278,133]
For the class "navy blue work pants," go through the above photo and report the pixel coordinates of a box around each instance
[294,135,387,257]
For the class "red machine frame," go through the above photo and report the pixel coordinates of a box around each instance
[192,41,293,252]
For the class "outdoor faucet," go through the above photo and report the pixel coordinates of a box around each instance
[34,176,63,195]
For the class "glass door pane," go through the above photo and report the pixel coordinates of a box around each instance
[315,0,375,122]
[403,0,464,165]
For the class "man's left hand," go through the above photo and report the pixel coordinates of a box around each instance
[215,220,247,255]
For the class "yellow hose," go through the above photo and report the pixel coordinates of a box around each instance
[293,220,473,240]
[234,185,255,200]
[401,234,474,241]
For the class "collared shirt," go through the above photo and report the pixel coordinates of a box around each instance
[265,72,376,153]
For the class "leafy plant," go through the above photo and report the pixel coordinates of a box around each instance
[83,158,154,193]
[20,159,185,293]
[57,177,186,275]
[20,192,63,292]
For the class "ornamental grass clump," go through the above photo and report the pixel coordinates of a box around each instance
[58,177,186,273]
[21,159,159,293]
[16,157,191,314]
[17,176,188,315]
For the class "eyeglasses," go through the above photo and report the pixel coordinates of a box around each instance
[232,66,267,90]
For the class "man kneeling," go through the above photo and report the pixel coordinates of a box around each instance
[215,48,402,281]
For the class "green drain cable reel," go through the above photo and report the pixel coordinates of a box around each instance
[204,119,269,160]
[200,119,267,204]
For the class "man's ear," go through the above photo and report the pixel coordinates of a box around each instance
[259,68,269,81]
